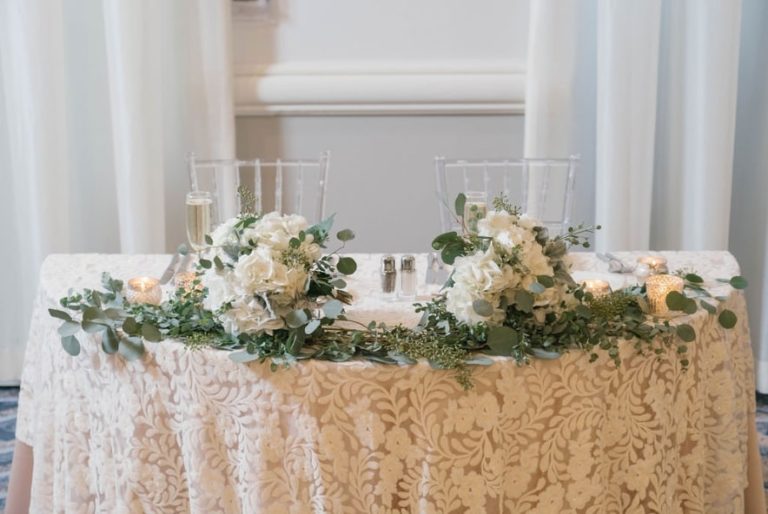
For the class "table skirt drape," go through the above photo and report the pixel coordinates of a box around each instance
[14,253,766,513]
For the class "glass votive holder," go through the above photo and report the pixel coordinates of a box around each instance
[583,279,612,298]
[126,277,162,305]
[646,274,684,316]
[635,256,669,283]
[173,271,199,292]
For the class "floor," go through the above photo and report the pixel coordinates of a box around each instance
[1,387,767,510]
[0,388,17,512]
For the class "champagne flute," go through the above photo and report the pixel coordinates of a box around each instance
[186,191,213,255]
[463,191,488,233]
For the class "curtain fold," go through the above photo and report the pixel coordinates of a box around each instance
[0,0,236,383]
[595,0,661,251]
[524,0,768,390]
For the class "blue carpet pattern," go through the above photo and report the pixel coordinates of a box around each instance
[0,387,18,512]
[0,387,767,511]
[757,393,768,501]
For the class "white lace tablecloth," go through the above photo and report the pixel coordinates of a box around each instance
[15,252,765,513]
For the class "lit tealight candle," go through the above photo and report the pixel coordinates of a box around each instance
[635,256,669,283]
[583,279,612,298]
[646,274,684,316]
[173,271,199,292]
[126,277,162,305]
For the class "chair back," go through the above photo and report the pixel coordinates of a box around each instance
[435,155,578,234]
[188,151,331,223]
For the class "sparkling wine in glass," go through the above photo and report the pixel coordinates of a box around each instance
[186,191,213,253]
[463,191,488,233]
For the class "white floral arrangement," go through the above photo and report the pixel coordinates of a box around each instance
[445,209,577,326]
[198,211,357,337]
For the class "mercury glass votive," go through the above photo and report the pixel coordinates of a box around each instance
[173,271,199,292]
[635,256,669,283]
[583,279,612,298]
[646,274,684,316]
[126,277,162,305]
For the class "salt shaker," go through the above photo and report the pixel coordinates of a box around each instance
[381,255,397,299]
[399,255,417,300]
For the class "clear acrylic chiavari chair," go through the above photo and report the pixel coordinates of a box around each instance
[188,151,331,224]
[434,155,578,235]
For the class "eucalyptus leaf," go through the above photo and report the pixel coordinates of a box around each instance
[199,258,212,269]
[683,299,698,315]
[336,229,355,242]
[536,275,555,288]
[122,317,140,336]
[82,306,104,323]
[323,300,344,319]
[718,309,738,329]
[465,356,494,366]
[57,321,81,337]
[684,273,704,284]
[730,276,748,289]
[330,278,347,289]
[472,299,494,317]
[676,324,696,342]
[305,319,321,335]
[337,257,357,275]
[700,301,717,314]
[531,348,562,360]
[102,328,120,354]
[49,309,72,322]
[454,193,467,218]
[61,335,80,356]
[440,244,464,265]
[204,234,213,245]
[82,320,108,334]
[286,309,309,328]
[229,350,261,363]
[514,290,534,313]
[103,308,124,320]
[486,326,518,356]
[528,282,546,294]
[389,353,418,366]
[665,291,688,311]
[141,323,162,342]
[119,336,145,361]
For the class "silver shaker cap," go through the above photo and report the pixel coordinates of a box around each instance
[381,255,396,273]
[401,255,416,272]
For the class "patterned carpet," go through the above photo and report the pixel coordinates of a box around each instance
[0,387,767,511]
[0,388,17,512]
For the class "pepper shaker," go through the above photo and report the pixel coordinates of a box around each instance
[399,255,417,300]
[380,255,397,299]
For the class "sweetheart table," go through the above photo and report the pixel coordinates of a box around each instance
[8,252,766,513]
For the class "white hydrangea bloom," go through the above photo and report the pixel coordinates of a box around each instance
[444,209,572,326]
[199,211,323,335]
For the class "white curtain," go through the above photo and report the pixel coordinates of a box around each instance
[0,0,236,384]
[525,0,768,391]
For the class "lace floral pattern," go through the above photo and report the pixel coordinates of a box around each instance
[17,252,757,513]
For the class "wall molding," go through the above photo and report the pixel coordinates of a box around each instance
[234,61,526,116]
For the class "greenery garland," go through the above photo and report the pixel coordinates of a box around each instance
[48,196,746,389]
